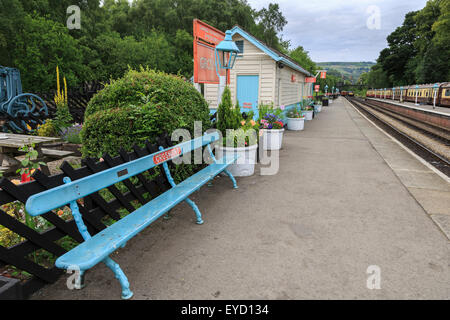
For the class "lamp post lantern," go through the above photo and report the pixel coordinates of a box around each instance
[215,30,240,105]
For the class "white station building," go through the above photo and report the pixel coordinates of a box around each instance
[204,25,314,114]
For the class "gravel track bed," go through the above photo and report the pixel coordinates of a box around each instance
[367,102,450,142]
[359,104,450,160]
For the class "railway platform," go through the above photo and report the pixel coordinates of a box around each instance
[32,97,449,300]
[368,98,450,116]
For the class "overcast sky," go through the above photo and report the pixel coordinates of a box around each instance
[247,0,428,62]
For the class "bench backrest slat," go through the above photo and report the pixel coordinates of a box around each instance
[25,132,219,217]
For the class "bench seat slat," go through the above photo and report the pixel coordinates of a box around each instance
[55,155,239,270]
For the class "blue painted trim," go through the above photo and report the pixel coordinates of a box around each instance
[279,58,312,77]
[230,26,312,77]
[231,27,279,61]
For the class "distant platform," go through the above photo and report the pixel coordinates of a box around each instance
[367,98,450,117]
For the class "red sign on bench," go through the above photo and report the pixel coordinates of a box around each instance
[153,147,182,165]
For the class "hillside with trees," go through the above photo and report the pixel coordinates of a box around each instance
[316,62,375,83]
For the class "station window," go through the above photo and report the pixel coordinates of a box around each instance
[235,40,244,56]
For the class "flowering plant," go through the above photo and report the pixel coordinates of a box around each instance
[286,109,305,119]
[61,124,83,144]
[222,110,259,148]
[261,113,284,130]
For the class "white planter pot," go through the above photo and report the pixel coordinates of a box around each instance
[304,110,314,121]
[261,129,284,151]
[287,117,305,131]
[217,144,258,177]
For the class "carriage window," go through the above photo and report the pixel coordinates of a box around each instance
[446,89,450,97]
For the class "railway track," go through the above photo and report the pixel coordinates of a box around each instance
[346,97,450,177]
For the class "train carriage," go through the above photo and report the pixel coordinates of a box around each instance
[438,82,450,107]
[385,89,392,99]
[366,83,450,107]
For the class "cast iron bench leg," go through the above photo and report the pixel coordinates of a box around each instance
[206,143,238,189]
[223,169,238,189]
[103,257,134,300]
[185,198,204,225]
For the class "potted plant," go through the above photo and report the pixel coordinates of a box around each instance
[303,106,314,121]
[286,108,305,131]
[260,112,284,150]
[314,99,322,113]
[322,96,329,106]
[217,88,259,177]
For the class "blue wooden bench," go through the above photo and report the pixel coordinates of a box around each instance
[25,132,239,299]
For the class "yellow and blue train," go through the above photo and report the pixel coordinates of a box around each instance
[366,83,450,107]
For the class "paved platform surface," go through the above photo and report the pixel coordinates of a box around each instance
[369,98,450,116]
[32,98,449,300]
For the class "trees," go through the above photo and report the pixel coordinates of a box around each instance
[367,0,449,87]
[0,0,292,92]
[13,15,88,92]
[378,11,417,85]
[289,46,317,74]
[252,3,288,51]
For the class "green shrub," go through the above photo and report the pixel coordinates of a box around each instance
[217,87,240,135]
[53,104,73,132]
[37,120,58,137]
[81,68,211,181]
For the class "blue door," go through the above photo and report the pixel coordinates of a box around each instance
[237,75,259,119]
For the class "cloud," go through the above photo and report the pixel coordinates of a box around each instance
[247,0,428,62]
